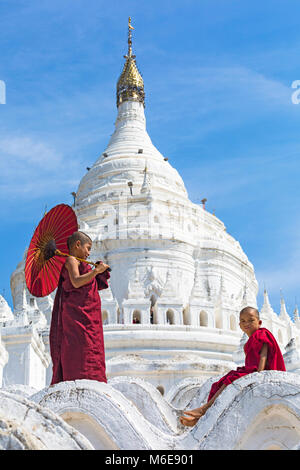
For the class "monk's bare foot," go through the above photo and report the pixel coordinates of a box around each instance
[179,404,209,427]
[185,404,209,418]
[179,415,199,427]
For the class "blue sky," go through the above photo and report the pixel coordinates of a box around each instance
[0,0,299,316]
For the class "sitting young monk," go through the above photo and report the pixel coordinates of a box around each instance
[180,306,286,427]
[49,231,111,385]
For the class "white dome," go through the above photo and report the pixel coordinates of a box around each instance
[76,100,188,213]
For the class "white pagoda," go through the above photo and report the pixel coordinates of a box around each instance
[1,18,300,395]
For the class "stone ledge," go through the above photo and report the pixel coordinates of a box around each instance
[25,371,300,450]
[0,389,93,450]
[182,371,300,450]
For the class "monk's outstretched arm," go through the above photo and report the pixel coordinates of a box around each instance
[257,343,268,372]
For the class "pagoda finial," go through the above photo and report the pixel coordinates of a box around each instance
[117,17,145,107]
[127,17,134,57]
[280,288,283,300]
[279,290,290,321]
[260,286,276,319]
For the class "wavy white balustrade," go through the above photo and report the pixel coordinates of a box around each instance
[19,372,300,450]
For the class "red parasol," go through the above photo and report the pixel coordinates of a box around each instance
[25,204,78,297]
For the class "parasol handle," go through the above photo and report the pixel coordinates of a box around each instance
[55,249,109,269]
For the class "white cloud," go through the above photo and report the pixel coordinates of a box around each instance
[147,64,293,136]
[0,135,63,169]
[0,134,81,201]
[184,148,299,212]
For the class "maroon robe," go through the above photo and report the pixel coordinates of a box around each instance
[49,262,110,385]
[207,327,286,402]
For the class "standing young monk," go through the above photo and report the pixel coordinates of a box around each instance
[49,231,110,385]
[180,306,286,427]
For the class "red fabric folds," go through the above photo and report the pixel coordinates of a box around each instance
[49,262,110,385]
[207,327,286,402]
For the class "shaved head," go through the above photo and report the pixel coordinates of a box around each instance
[67,231,92,251]
[239,306,260,319]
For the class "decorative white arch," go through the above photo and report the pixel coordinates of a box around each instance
[229,314,237,331]
[166,309,175,325]
[179,371,300,450]
[237,405,300,450]
[0,390,93,450]
[199,310,208,327]
[24,372,300,450]
[132,309,141,323]
[30,380,176,450]
[102,310,109,325]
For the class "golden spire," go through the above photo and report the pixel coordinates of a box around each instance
[127,16,134,57]
[117,17,145,107]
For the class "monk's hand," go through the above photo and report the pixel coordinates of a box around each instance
[94,261,110,274]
